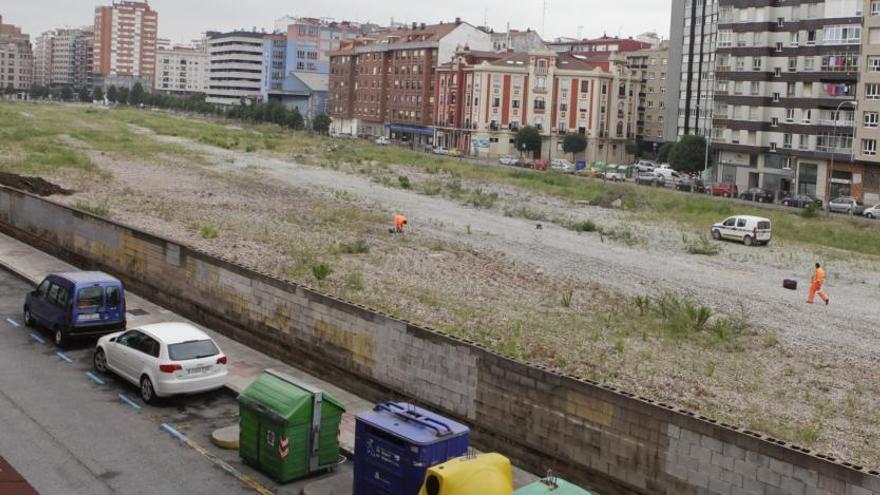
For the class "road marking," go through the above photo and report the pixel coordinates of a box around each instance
[29,333,46,345]
[161,423,274,495]
[55,351,73,363]
[5,318,20,327]
[118,393,142,411]
[85,371,106,385]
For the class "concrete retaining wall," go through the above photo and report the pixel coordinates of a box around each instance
[1,185,878,495]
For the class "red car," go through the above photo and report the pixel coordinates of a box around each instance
[708,183,739,198]
[529,160,550,171]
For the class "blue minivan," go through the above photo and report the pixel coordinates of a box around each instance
[23,272,126,347]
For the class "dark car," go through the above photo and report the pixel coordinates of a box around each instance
[23,271,126,347]
[675,177,705,193]
[781,194,823,208]
[739,187,775,203]
[635,171,664,186]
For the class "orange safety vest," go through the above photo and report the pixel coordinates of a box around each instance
[394,215,407,227]
[813,267,825,285]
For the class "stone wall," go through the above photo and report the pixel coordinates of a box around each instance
[1,185,878,495]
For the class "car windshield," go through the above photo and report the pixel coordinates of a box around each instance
[77,286,104,309]
[757,221,771,229]
[168,339,219,361]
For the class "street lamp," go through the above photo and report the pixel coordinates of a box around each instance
[826,100,857,211]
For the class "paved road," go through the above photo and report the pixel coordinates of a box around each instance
[0,270,351,495]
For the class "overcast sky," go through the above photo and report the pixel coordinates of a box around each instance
[4,0,671,44]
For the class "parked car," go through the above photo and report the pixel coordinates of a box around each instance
[707,183,739,198]
[828,196,865,215]
[498,156,520,166]
[711,215,772,246]
[550,158,575,173]
[24,271,126,347]
[739,187,775,203]
[529,160,550,171]
[781,194,823,208]
[374,136,390,145]
[635,171,664,186]
[675,177,705,193]
[94,322,228,404]
[864,204,880,219]
[431,146,448,155]
[633,160,656,173]
[603,170,626,181]
[654,167,682,185]
[446,148,463,157]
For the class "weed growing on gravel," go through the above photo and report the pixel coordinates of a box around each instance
[636,293,749,349]
[199,224,219,239]
[683,233,721,256]
[564,219,598,233]
[312,263,333,281]
[464,188,498,209]
[561,290,574,308]
[418,180,443,196]
[346,271,364,291]
[599,226,638,245]
[503,205,547,221]
[333,239,370,255]
[398,175,412,189]
[75,202,110,217]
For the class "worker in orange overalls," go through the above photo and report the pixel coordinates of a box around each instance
[807,262,830,305]
[393,214,407,234]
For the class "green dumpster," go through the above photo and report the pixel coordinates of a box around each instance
[238,369,346,483]
[513,477,593,495]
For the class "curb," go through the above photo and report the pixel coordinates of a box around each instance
[0,260,39,286]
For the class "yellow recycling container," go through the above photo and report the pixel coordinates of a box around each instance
[418,452,513,495]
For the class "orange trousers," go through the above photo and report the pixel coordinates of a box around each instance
[808,282,828,304]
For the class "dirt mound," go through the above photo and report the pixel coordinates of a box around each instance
[0,172,72,196]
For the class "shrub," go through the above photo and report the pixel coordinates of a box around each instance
[312,263,333,281]
[335,239,370,254]
[683,233,720,255]
[75,202,109,217]
[398,175,411,189]
[801,203,818,218]
[199,225,219,239]
[464,188,498,209]
[565,219,598,233]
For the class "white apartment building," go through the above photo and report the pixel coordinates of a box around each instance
[155,46,207,94]
[206,31,265,106]
[34,28,93,88]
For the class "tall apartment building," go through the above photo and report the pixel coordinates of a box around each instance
[93,1,158,89]
[710,0,879,203]
[625,43,672,147]
[155,44,208,94]
[205,31,265,106]
[328,20,492,144]
[34,28,94,89]
[434,49,641,163]
[669,0,719,138]
[0,15,34,93]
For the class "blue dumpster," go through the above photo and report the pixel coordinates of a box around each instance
[353,402,470,495]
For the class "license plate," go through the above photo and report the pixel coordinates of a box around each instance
[78,313,100,321]
[188,366,211,375]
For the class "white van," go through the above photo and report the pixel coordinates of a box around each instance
[711,215,772,246]
[654,168,681,183]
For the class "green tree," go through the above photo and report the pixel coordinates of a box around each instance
[668,134,709,173]
[515,125,541,156]
[625,141,642,159]
[286,107,304,130]
[116,86,129,105]
[312,113,331,134]
[60,86,74,101]
[4,84,13,95]
[561,133,587,158]
[107,85,117,103]
[129,82,144,106]
[78,87,91,102]
[657,142,674,162]
[92,86,104,102]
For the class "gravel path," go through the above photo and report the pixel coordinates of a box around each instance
[150,133,880,360]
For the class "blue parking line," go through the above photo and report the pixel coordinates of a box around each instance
[5,318,20,327]
[29,333,46,345]
[118,393,142,411]
[55,351,73,363]
[161,423,186,441]
[85,371,106,385]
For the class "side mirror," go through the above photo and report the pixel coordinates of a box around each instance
[109,337,117,343]
[29,290,38,297]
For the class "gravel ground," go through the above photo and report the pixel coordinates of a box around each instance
[40,124,880,465]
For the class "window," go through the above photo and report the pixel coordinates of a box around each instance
[783,133,793,149]
[867,83,880,100]
[770,142,777,151]
[169,340,220,360]
[750,81,759,96]
[736,218,747,228]
[823,25,861,45]
[752,57,762,71]
[786,108,795,122]
[869,56,880,72]
[803,109,812,124]
[36,280,50,298]
[107,286,121,307]
[771,117,779,127]
[788,57,797,71]
[807,30,817,45]
[873,0,880,15]
[864,139,878,155]
[77,286,103,309]
[865,111,879,128]
[773,92,781,102]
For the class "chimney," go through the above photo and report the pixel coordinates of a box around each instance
[412,22,417,30]
[455,17,462,25]
[420,23,426,30]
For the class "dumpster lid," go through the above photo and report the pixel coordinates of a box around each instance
[357,402,469,445]
[514,478,592,495]
[237,369,345,423]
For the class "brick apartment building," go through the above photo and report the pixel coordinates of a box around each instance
[328,20,491,145]
[434,49,641,163]
[93,1,158,89]
[0,15,33,95]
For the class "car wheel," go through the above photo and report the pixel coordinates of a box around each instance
[93,348,108,373]
[867,212,875,219]
[140,376,157,405]
[23,306,34,327]
[846,208,852,215]
[54,328,68,348]
[711,229,721,240]
[743,235,754,247]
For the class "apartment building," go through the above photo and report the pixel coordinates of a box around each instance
[206,31,266,106]
[853,0,880,203]
[434,49,641,163]
[0,15,34,93]
[669,0,719,138]
[34,28,94,89]
[155,44,208,94]
[284,18,360,75]
[625,43,672,147]
[93,1,159,89]
[711,0,879,203]
[547,35,652,57]
[489,29,547,52]
[328,20,492,144]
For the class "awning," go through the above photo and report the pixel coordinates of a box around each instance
[385,124,434,136]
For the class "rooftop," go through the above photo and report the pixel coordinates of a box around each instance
[140,322,212,345]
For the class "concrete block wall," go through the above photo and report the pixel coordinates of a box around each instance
[1,185,879,495]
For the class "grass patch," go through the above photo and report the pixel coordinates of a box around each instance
[635,292,749,349]
[397,175,412,189]
[199,225,219,239]
[74,202,110,217]
[332,239,370,255]
[312,262,333,281]
[683,233,721,256]
[503,205,548,221]
[463,188,498,209]
[564,219,598,233]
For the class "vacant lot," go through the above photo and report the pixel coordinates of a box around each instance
[3,102,880,466]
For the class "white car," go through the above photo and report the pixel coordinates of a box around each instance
[93,322,228,404]
[711,215,772,246]
[550,158,575,173]
[864,204,879,219]
[604,170,626,181]
[432,146,448,155]
[498,156,519,166]
[374,136,390,145]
